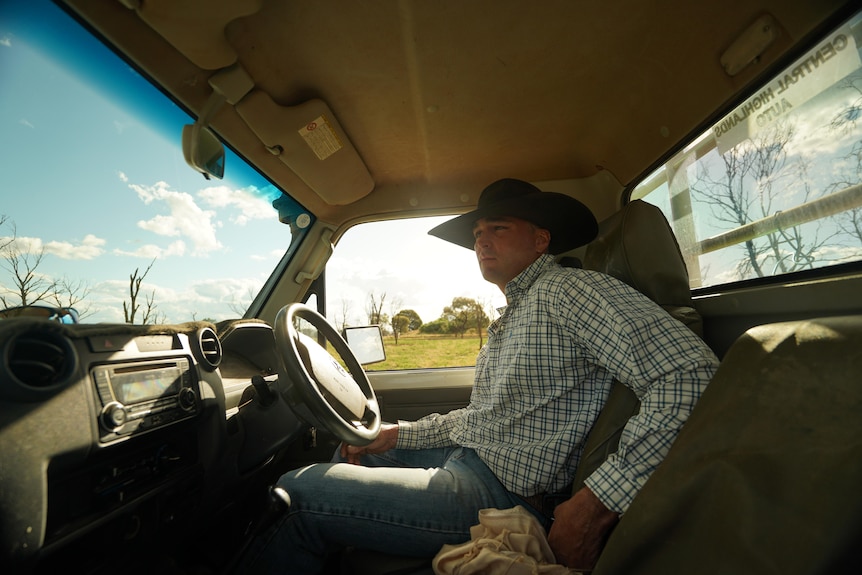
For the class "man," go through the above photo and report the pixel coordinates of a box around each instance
[241,178,719,573]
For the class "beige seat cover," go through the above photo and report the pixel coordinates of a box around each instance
[594,315,862,574]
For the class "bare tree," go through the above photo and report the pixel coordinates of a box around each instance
[0,221,56,308]
[1,217,95,317]
[366,291,387,326]
[141,289,166,325]
[691,121,831,281]
[828,75,862,247]
[336,297,352,332]
[228,286,257,317]
[123,259,156,324]
[51,275,93,320]
[692,133,763,276]
[0,214,8,248]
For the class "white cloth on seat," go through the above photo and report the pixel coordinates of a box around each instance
[433,506,581,575]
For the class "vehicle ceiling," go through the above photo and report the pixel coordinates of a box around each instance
[61,0,852,227]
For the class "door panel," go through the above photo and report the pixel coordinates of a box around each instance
[368,368,475,422]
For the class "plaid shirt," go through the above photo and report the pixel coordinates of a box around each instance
[397,254,718,513]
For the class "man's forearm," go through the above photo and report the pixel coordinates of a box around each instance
[396,408,464,449]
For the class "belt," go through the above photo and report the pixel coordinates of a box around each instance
[522,492,547,513]
[520,491,571,518]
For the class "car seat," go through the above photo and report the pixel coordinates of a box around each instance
[593,314,862,574]
[572,199,703,492]
[581,199,702,336]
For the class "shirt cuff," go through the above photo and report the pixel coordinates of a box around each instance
[583,455,639,514]
[394,419,424,450]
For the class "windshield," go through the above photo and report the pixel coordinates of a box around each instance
[0,0,311,323]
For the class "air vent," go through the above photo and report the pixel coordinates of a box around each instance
[2,327,78,401]
[195,326,222,371]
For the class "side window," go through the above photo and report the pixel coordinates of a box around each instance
[634,11,862,290]
[325,217,504,370]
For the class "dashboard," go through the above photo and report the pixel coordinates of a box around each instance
[0,317,303,572]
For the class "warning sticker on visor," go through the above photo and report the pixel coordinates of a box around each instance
[299,115,343,160]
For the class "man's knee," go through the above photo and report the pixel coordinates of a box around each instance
[277,462,335,499]
[276,461,370,510]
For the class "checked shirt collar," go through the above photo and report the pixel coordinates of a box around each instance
[488,253,557,338]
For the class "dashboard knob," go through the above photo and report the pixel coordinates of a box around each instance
[101,402,127,430]
[178,387,197,411]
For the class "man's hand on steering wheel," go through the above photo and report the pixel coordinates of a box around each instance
[341,423,399,464]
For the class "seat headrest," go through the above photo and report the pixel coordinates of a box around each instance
[582,200,693,310]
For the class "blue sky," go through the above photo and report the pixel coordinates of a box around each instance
[0,0,500,326]
[0,0,292,323]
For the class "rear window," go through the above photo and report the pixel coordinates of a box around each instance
[634,10,862,290]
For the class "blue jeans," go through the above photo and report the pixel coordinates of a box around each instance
[237,446,543,574]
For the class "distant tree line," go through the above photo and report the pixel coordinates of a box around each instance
[350,291,492,348]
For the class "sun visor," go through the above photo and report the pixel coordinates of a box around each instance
[134,0,263,70]
[236,91,375,205]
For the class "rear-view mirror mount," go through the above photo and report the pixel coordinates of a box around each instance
[182,123,225,180]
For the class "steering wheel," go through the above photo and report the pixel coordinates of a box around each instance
[274,303,381,446]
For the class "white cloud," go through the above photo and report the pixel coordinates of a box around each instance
[1,36,11,48]
[192,277,261,304]
[155,278,263,322]
[0,282,17,303]
[129,181,222,255]
[1,233,105,261]
[44,234,106,260]
[19,118,34,129]
[85,280,129,322]
[0,235,42,254]
[814,244,862,265]
[118,171,128,182]
[113,240,186,259]
[197,185,275,225]
[138,214,182,237]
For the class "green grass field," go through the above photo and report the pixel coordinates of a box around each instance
[372,334,484,370]
[326,332,485,370]
[334,333,484,370]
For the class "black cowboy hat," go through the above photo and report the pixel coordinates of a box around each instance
[428,178,598,254]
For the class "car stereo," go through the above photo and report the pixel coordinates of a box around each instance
[92,358,199,442]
